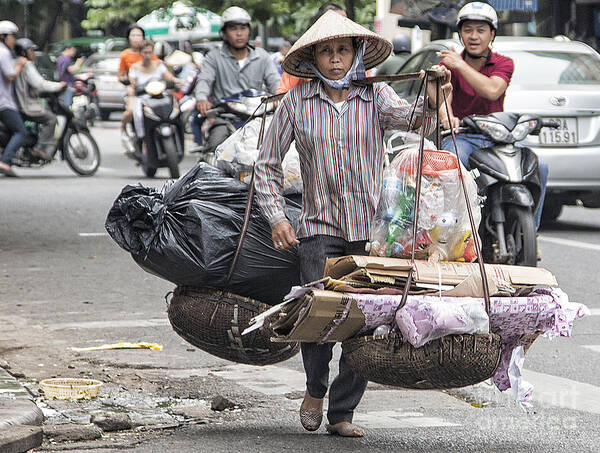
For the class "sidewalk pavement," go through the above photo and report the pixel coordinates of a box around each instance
[0,366,43,453]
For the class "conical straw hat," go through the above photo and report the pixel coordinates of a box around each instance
[282,10,392,78]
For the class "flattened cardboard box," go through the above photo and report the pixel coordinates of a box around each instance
[272,290,366,342]
[324,256,558,287]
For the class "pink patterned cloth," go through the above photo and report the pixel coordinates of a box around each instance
[347,288,589,394]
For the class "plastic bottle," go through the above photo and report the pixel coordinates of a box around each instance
[373,324,391,336]
[385,185,415,247]
[381,175,403,218]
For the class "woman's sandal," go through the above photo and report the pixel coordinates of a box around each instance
[299,395,323,432]
[325,422,364,437]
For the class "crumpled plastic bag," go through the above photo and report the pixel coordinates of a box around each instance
[395,296,489,348]
[105,162,301,305]
[215,116,303,195]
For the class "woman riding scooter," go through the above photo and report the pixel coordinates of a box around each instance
[14,38,67,161]
[128,40,183,156]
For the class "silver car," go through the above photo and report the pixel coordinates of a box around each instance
[80,52,126,120]
[391,37,600,222]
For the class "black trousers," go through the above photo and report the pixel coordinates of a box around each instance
[297,234,369,425]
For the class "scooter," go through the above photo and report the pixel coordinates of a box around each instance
[71,72,100,127]
[191,89,274,164]
[446,112,558,266]
[125,80,184,179]
[0,92,100,176]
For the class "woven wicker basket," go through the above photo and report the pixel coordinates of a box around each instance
[342,332,503,389]
[40,378,103,400]
[167,286,300,365]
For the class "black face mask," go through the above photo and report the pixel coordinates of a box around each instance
[464,50,492,61]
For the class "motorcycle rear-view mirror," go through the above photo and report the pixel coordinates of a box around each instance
[530,118,560,136]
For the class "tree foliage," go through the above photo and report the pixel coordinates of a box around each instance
[83,0,173,30]
[83,0,376,36]
[0,0,86,49]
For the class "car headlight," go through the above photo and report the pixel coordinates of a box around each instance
[511,119,537,141]
[143,104,160,121]
[476,120,510,142]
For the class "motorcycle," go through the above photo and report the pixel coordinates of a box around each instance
[0,92,100,176]
[71,72,100,127]
[191,89,274,164]
[445,112,558,266]
[125,79,184,179]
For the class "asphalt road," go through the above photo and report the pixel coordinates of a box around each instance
[0,120,598,452]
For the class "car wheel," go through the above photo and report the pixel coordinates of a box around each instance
[541,200,562,225]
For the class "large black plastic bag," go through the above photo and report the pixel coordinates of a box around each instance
[106,162,301,305]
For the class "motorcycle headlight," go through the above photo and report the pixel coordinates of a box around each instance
[511,119,537,141]
[476,120,510,142]
[145,80,166,96]
[143,104,160,121]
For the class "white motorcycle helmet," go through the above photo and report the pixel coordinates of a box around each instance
[456,2,498,31]
[0,20,19,36]
[220,6,251,30]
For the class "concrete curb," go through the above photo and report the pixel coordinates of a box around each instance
[0,367,43,453]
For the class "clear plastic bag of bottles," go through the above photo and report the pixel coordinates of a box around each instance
[370,141,481,262]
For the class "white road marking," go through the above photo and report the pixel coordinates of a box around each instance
[49,318,169,330]
[588,308,600,316]
[522,369,600,415]
[210,364,306,396]
[209,364,461,428]
[354,412,459,429]
[78,232,109,237]
[582,345,600,353]
[538,235,600,252]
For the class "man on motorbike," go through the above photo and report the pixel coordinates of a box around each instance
[438,1,548,230]
[192,6,280,151]
[56,45,84,106]
[0,20,28,177]
[14,38,67,161]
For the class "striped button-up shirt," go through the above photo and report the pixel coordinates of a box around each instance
[255,80,434,242]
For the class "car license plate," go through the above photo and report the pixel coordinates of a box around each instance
[538,117,578,146]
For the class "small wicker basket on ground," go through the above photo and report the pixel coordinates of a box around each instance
[342,332,503,389]
[167,286,300,365]
[40,378,103,400]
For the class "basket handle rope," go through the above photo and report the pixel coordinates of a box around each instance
[226,97,271,285]
[440,89,491,314]
[410,74,491,314]
[397,70,491,322]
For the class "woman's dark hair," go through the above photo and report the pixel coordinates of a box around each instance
[126,24,145,40]
[310,3,346,27]
[139,39,154,52]
[317,2,344,16]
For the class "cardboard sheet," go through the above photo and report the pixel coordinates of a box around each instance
[271,290,366,342]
